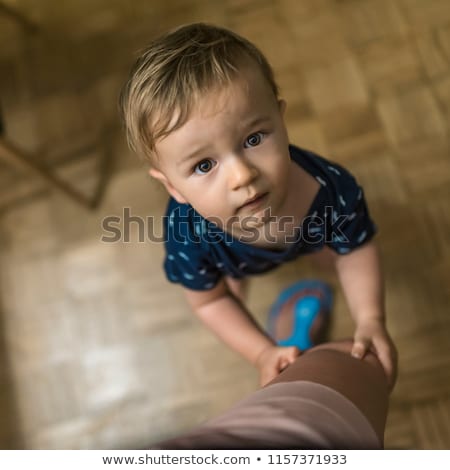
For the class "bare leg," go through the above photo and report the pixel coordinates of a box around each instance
[306,245,338,273]
[267,339,389,443]
[225,275,248,304]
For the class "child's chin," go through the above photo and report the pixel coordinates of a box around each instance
[254,206,274,223]
[239,211,271,229]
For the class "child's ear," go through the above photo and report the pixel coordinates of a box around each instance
[148,168,188,204]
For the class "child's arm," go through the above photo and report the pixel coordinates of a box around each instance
[183,280,300,385]
[334,240,397,389]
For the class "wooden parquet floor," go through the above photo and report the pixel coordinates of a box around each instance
[0,0,449,449]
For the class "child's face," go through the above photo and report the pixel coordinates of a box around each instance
[150,64,291,235]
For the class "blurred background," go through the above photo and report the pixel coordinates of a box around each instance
[0,0,449,449]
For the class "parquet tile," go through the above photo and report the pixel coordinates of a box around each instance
[0,0,448,449]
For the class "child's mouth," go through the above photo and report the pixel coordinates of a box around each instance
[238,192,269,211]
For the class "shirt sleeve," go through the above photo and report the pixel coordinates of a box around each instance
[163,201,222,290]
[324,167,377,255]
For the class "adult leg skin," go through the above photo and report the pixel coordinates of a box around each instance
[267,340,389,444]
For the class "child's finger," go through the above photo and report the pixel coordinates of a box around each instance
[374,342,397,391]
[351,340,369,359]
[380,356,395,390]
[282,347,301,369]
[286,346,301,360]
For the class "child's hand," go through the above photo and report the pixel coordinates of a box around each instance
[352,318,398,391]
[255,345,301,386]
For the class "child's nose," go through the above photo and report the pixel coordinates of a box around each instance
[227,156,259,190]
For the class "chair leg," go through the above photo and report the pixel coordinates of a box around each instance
[0,138,95,209]
[0,2,38,33]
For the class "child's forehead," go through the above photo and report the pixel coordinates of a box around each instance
[191,68,277,120]
[152,63,278,157]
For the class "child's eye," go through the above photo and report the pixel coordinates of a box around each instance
[244,132,265,148]
[194,159,215,175]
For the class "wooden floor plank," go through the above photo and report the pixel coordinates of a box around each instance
[0,0,448,449]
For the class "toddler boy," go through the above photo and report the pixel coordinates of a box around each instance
[120,23,397,388]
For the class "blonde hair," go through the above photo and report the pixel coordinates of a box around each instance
[119,23,279,164]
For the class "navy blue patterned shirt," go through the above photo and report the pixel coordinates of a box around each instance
[162,145,376,291]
